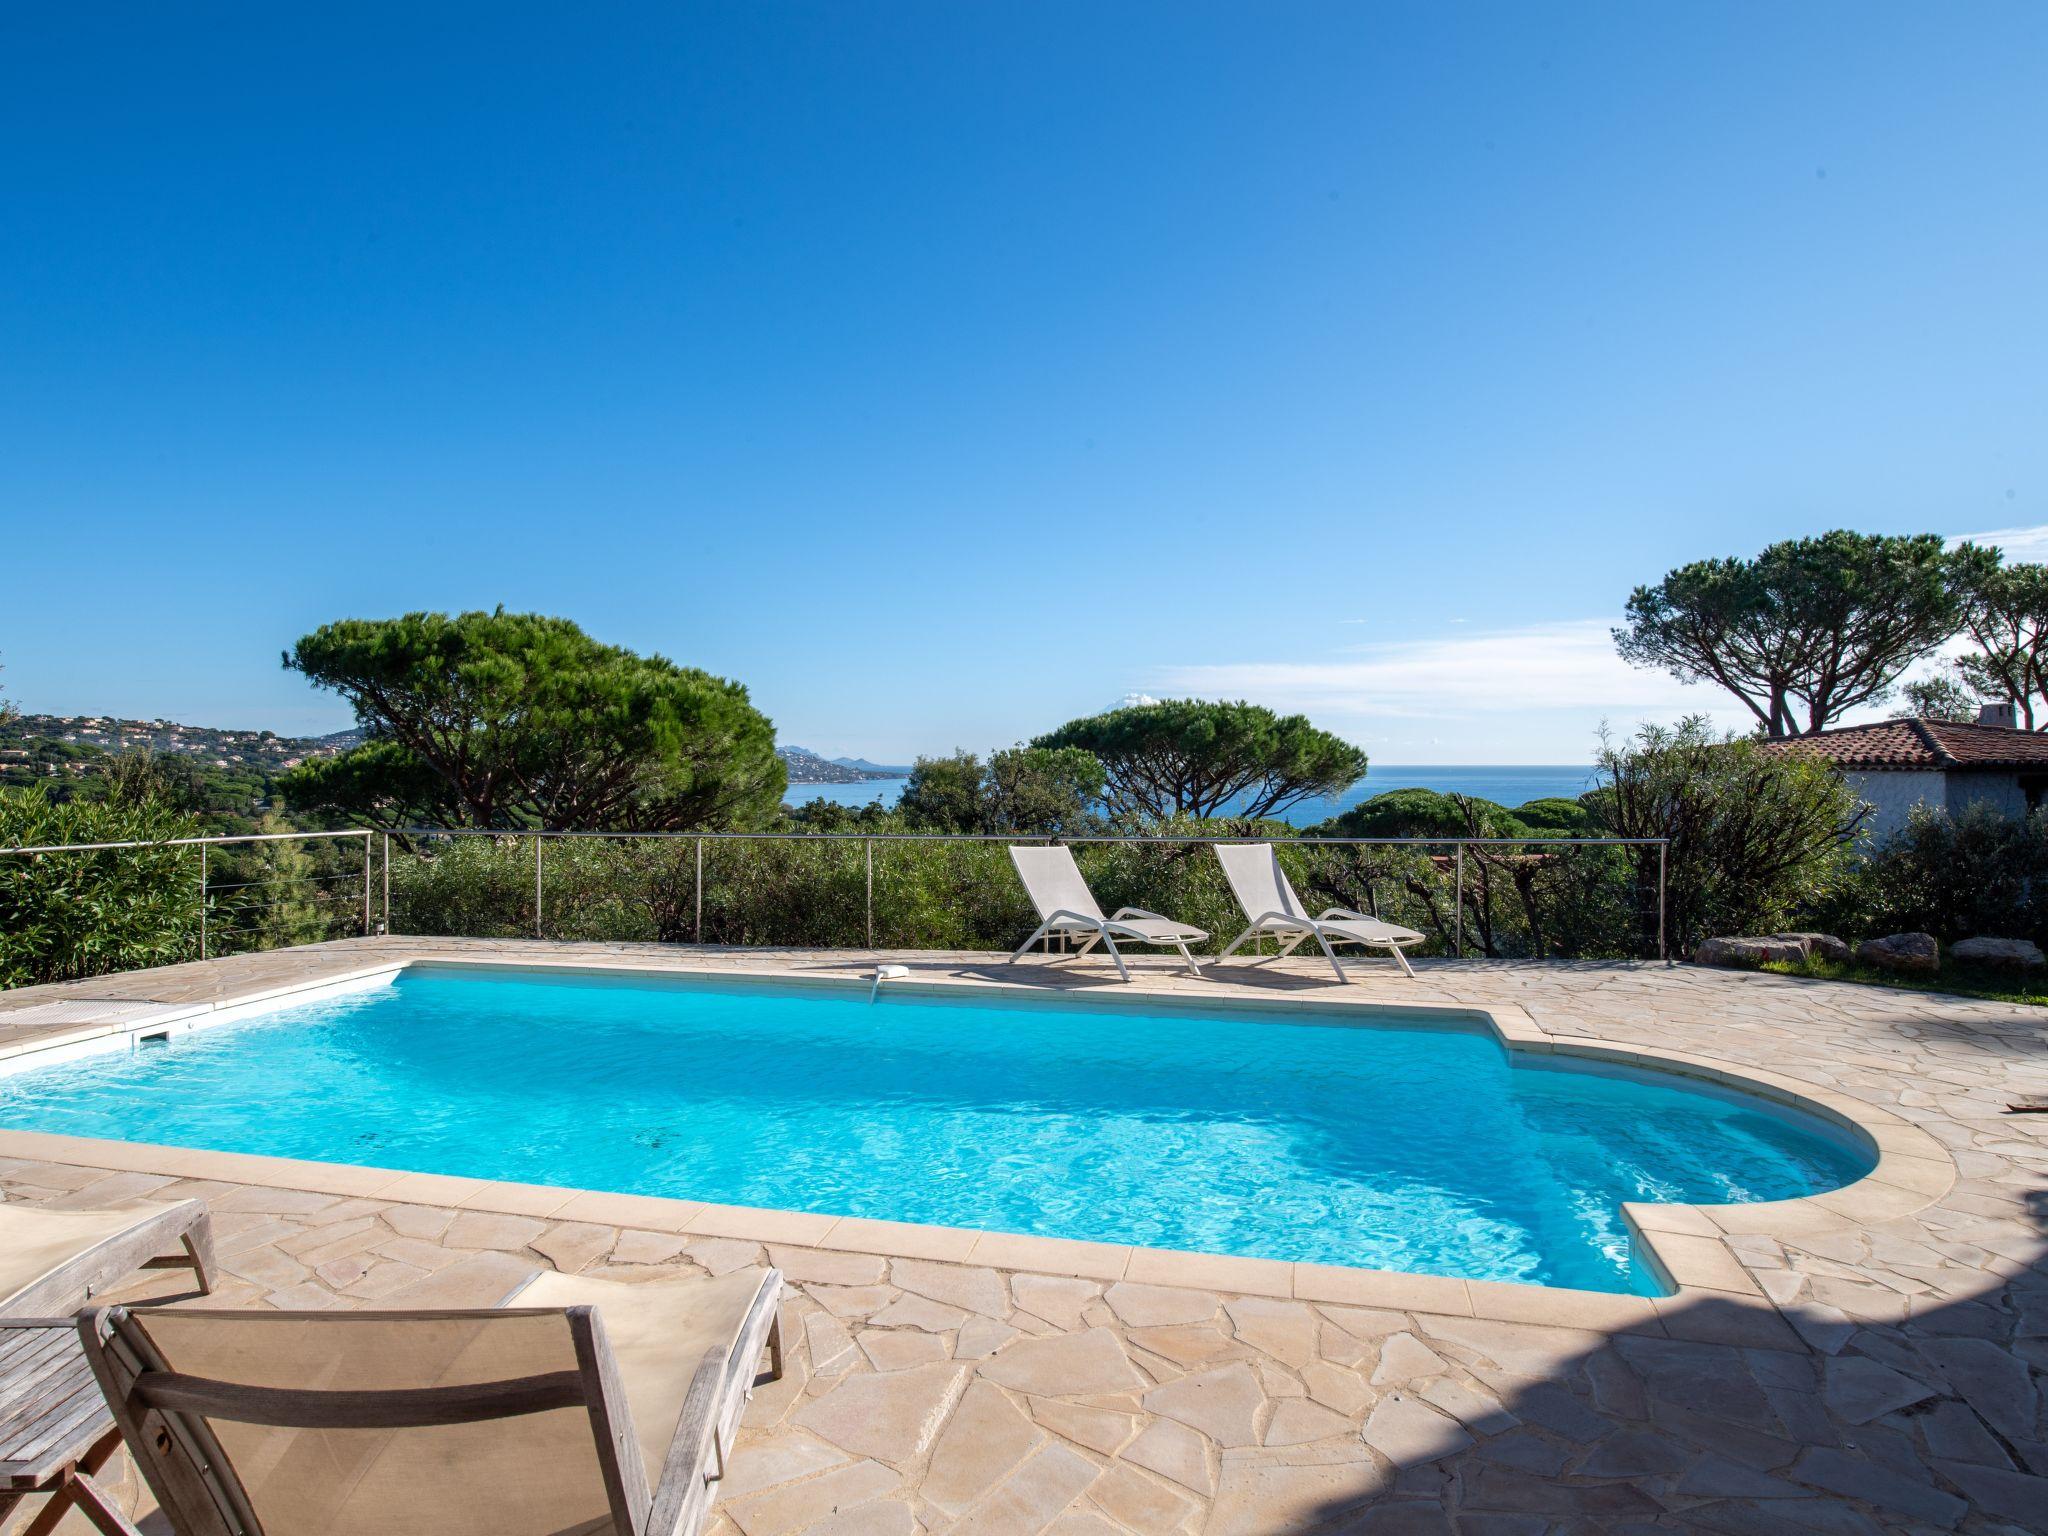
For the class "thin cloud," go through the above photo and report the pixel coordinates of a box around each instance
[1157,619,1707,720]
[1160,534,2044,733]
[1955,524,2048,562]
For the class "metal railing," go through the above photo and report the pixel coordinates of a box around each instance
[0,828,378,959]
[1,825,1671,964]
[397,827,1671,961]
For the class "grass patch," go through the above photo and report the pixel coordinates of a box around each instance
[1761,955,2048,1007]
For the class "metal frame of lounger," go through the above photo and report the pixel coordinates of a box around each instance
[76,1268,784,1536]
[1214,843,1423,982]
[1006,845,1208,981]
[1,1200,216,1316]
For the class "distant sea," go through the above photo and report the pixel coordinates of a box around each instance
[785,765,1598,825]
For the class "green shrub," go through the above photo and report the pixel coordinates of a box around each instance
[1510,797,1598,835]
[390,835,872,947]
[1590,718,1865,957]
[390,835,545,940]
[1312,788,1525,840]
[1809,804,2048,945]
[0,785,201,986]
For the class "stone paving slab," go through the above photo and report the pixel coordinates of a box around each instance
[0,938,2044,1533]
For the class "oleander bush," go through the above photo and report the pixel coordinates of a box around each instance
[0,784,201,986]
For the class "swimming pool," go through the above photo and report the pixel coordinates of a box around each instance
[0,965,1873,1294]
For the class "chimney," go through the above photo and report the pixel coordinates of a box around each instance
[1977,701,2018,729]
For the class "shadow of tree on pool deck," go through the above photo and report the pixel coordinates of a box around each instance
[1270,1191,2048,1535]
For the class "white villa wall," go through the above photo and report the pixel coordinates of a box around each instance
[1947,772,2030,821]
[1847,767,2031,840]
[1847,770,1948,840]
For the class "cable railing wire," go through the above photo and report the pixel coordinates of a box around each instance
[3,823,1671,968]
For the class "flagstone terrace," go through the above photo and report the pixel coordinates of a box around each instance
[0,939,2044,1533]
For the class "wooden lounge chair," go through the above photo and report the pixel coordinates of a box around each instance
[77,1265,784,1536]
[0,1199,215,1315]
[1008,844,1209,980]
[1215,842,1424,981]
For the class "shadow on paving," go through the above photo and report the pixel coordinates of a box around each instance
[1272,1192,2048,1536]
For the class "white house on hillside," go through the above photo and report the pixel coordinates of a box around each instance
[1766,704,2048,839]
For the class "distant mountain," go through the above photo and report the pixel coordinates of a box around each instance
[831,756,913,777]
[777,746,875,783]
[774,748,911,783]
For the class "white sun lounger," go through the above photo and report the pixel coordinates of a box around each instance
[1214,842,1424,981]
[1008,845,1208,981]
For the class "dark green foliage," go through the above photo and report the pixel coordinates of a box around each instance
[1590,717,1866,957]
[390,834,1010,949]
[1615,532,1995,736]
[1316,788,1524,840]
[898,753,988,833]
[1900,675,1979,723]
[784,796,896,831]
[381,814,1661,962]
[1033,700,1367,820]
[1314,788,1598,841]
[1811,804,2048,946]
[1954,560,2048,729]
[282,610,785,832]
[280,740,452,832]
[251,814,326,949]
[0,785,201,986]
[899,747,1105,834]
[985,747,1105,834]
[196,828,370,958]
[1303,793,1632,958]
[1510,797,1598,834]
[388,835,546,940]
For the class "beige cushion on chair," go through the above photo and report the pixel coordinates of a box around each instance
[134,1306,620,1536]
[0,1202,178,1307]
[515,1267,774,1486]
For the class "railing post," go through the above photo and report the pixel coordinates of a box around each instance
[694,837,704,944]
[382,832,392,935]
[534,836,544,940]
[362,833,372,935]
[1658,840,1668,963]
[865,837,874,950]
[199,843,208,960]
[1454,844,1464,959]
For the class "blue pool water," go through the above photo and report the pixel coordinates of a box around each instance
[0,967,1872,1294]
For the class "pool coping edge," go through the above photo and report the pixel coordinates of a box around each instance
[0,946,1955,1340]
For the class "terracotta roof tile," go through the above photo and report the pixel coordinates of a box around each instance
[1764,718,2048,770]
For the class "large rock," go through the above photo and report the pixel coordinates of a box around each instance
[1772,931,1851,963]
[1854,932,1940,974]
[1950,936,2046,971]
[1695,936,1805,970]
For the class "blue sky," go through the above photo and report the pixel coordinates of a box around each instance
[4,3,2044,763]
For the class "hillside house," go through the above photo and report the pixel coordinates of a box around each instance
[1766,703,2048,839]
